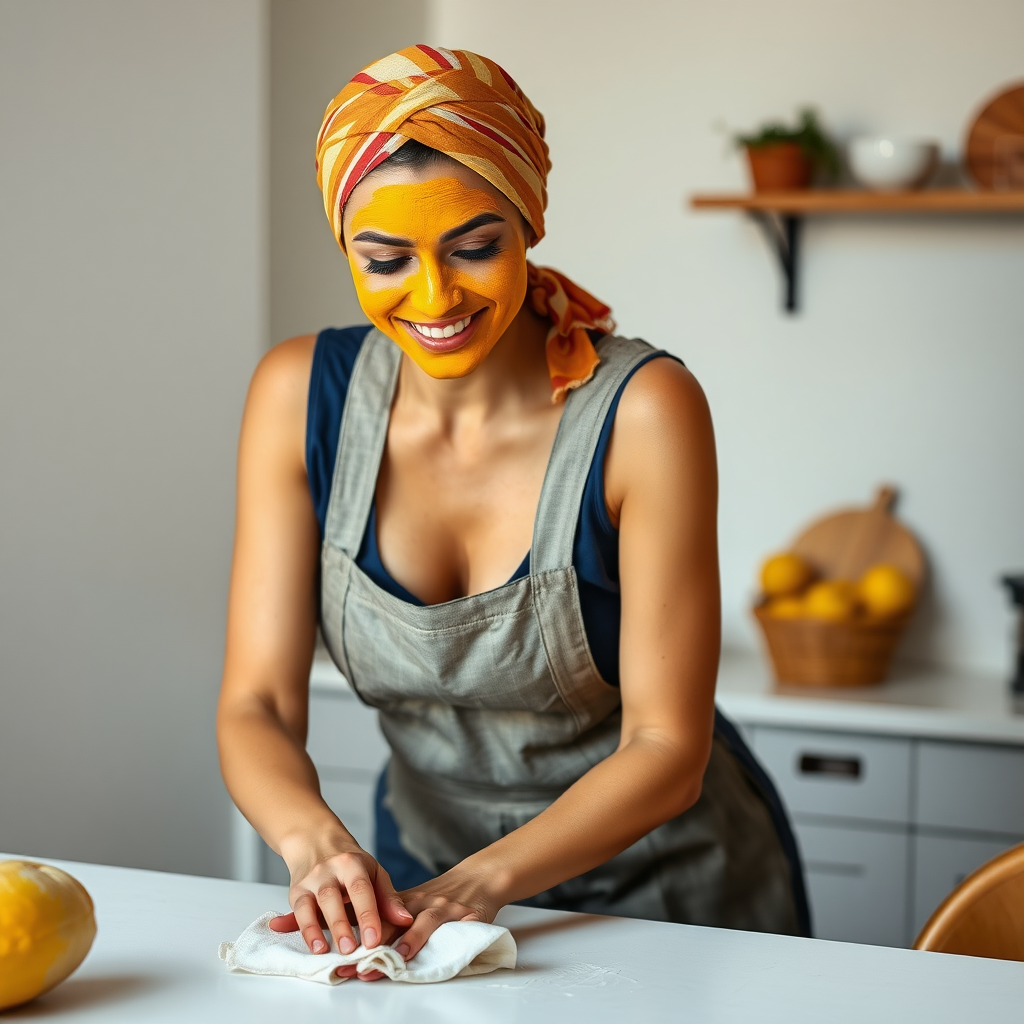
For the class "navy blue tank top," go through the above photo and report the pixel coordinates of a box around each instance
[306,325,670,687]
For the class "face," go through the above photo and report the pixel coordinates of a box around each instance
[342,164,530,379]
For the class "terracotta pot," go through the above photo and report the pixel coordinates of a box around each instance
[745,142,813,192]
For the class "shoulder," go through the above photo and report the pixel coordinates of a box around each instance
[245,334,318,425]
[603,352,716,525]
[614,353,711,437]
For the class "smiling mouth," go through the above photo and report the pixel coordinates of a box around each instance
[399,311,481,352]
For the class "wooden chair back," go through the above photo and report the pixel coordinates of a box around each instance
[914,841,1024,961]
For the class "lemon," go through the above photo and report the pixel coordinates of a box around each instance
[0,861,96,1011]
[767,596,806,619]
[859,564,915,619]
[760,552,814,598]
[804,580,859,622]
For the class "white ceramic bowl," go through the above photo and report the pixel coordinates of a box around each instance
[848,137,939,191]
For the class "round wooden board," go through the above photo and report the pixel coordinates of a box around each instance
[965,81,1024,190]
[788,486,925,588]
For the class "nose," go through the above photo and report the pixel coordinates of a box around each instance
[410,255,463,318]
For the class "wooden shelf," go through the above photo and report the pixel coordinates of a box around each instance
[688,189,1024,312]
[691,188,1024,214]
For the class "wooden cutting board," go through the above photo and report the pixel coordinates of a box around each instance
[789,486,925,587]
[965,82,1024,190]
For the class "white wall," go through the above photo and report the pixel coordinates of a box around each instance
[270,0,428,344]
[428,0,1024,674]
[0,0,267,876]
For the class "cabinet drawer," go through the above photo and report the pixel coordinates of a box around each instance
[320,777,376,853]
[307,691,390,773]
[753,728,912,825]
[795,821,909,947]
[915,741,1024,835]
[911,831,1021,940]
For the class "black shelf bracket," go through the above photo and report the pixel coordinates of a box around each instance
[748,212,802,314]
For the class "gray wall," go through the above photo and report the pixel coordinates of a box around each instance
[270,0,428,345]
[0,0,267,876]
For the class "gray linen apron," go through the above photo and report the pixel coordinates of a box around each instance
[320,329,800,933]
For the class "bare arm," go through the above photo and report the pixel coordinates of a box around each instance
[394,358,720,955]
[217,336,409,962]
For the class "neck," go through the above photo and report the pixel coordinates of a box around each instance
[395,300,553,425]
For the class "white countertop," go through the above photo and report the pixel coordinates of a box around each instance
[5,855,1021,1022]
[717,650,1024,745]
[311,650,1024,746]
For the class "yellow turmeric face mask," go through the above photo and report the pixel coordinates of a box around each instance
[344,176,529,379]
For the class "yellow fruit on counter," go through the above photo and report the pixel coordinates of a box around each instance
[0,861,96,1011]
[804,580,860,622]
[859,564,916,619]
[760,552,814,598]
[767,596,806,619]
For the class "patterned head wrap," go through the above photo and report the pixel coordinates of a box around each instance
[316,44,614,400]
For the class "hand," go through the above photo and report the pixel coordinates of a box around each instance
[392,864,505,964]
[270,835,413,981]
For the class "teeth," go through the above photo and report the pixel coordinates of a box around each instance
[412,314,472,339]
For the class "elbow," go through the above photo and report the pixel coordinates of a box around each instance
[648,734,712,821]
[668,772,704,820]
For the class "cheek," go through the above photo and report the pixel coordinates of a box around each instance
[458,251,527,313]
[349,263,405,317]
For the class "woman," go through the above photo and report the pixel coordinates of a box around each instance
[217,44,808,980]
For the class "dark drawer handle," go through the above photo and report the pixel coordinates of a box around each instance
[798,754,862,779]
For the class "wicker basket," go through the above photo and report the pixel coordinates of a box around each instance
[753,486,925,688]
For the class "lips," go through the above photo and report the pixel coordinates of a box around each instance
[398,311,482,353]
[408,313,475,339]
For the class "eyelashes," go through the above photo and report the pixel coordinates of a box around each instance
[452,240,503,262]
[362,241,504,276]
[363,255,411,275]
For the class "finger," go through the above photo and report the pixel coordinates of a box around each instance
[317,883,359,955]
[268,912,299,932]
[335,965,359,979]
[394,905,448,962]
[357,968,386,981]
[342,864,383,950]
[292,891,330,954]
[374,868,413,927]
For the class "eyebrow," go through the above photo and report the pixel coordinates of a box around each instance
[351,229,413,246]
[440,212,505,243]
[351,212,506,248]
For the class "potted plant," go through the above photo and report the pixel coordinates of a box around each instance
[735,108,839,192]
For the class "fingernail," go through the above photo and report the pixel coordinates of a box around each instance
[363,928,378,948]
[397,943,410,959]
[339,937,356,954]
[399,908,413,920]
[312,939,327,954]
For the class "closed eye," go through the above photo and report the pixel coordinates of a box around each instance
[363,255,412,275]
[452,240,502,262]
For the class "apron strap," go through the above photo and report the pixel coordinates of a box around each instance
[323,329,400,557]
[531,335,657,573]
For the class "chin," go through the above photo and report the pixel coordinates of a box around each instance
[389,332,498,379]
[408,350,492,379]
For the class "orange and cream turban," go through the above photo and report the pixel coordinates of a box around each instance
[316,44,614,400]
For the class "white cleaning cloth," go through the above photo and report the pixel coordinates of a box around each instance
[219,912,516,985]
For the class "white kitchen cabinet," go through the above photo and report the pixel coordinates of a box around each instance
[751,728,912,825]
[915,741,1024,835]
[724,654,1024,949]
[320,775,377,852]
[306,687,389,773]
[910,830,1021,938]
[792,820,909,947]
